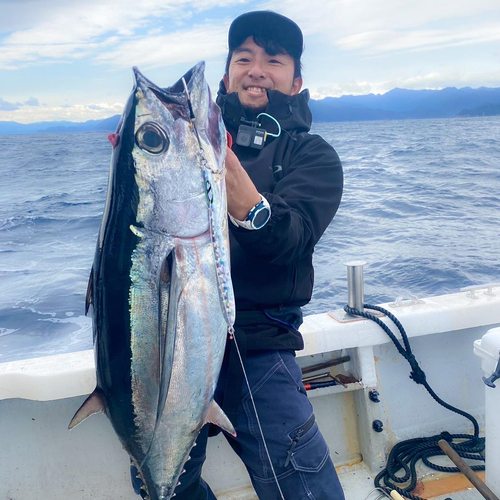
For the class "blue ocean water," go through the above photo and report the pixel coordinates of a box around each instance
[1,117,499,362]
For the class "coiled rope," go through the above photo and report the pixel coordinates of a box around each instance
[344,304,485,500]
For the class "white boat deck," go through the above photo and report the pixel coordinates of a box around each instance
[217,462,485,500]
[1,285,499,500]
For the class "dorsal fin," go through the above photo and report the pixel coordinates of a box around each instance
[68,388,106,430]
[205,400,236,437]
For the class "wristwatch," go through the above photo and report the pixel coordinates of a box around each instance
[229,195,271,230]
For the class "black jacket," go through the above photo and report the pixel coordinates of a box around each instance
[216,84,343,350]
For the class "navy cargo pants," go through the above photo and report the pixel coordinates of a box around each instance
[132,349,345,500]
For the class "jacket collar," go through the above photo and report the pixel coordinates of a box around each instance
[216,80,312,135]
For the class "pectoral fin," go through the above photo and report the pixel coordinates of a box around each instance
[140,247,176,468]
[156,251,175,425]
[68,388,106,430]
[205,400,236,437]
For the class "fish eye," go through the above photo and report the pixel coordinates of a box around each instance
[135,122,169,155]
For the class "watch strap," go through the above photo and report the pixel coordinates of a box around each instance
[229,195,271,230]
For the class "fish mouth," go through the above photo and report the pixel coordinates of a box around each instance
[132,62,205,107]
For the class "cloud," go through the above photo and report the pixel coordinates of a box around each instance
[381,69,500,92]
[0,41,105,69]
[312,81,373,99]
[96,23,228,69]
[262,0,500,38]
[0,101,124,123]
[0,0,244,69]
[24,96,39,106]
[260,0,500,62]
[337,23,500,55]
[2,0,500,67]
[2,0,500,122]
[0,97,21,111]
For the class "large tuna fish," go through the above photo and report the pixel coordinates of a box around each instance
[69,62,236,500]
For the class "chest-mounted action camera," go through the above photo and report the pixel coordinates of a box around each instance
[236,123,266,149]
[235,113,282,150]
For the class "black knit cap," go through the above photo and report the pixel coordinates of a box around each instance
[228,11,303,60]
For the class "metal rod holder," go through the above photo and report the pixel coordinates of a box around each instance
[345,261,366,312]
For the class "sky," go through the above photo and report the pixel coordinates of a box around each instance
[0,0,499,123]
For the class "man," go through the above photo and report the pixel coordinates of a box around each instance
[133,10,344,500]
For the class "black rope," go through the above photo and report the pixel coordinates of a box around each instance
[344,304,485,500]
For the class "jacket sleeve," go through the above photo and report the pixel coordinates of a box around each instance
[229,134,343,265]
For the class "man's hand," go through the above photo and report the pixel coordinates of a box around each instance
[225,147,261,220]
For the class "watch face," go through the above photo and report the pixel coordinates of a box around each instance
[253,207,271,228]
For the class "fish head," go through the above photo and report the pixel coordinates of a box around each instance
[128,62,226,239]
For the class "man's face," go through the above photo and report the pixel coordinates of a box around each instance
[223,36,303,111]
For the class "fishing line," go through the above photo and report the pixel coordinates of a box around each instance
[182,77,203,149]
[184,81,285,499]
[229,326,286,500]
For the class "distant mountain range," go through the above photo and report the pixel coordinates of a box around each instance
[308,86,500,122]
[0,115,120,135]
[457,102,500,117]
[1,86,500,134]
